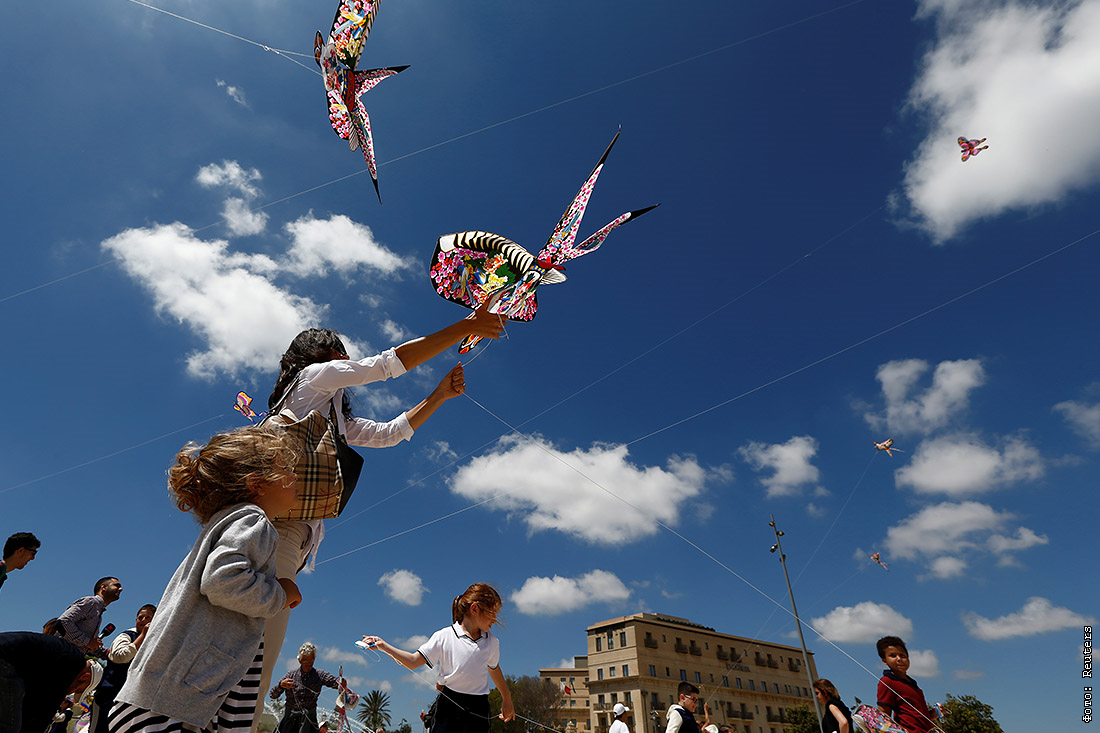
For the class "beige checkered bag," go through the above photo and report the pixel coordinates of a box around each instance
[263,388,364,521]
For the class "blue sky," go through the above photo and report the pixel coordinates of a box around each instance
[2,0,1098,731]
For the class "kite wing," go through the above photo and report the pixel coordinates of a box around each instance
[536,129,621,266]
[565,204,660,261]
[326,0,381,69]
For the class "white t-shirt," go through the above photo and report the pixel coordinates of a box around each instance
[610,720,630,733]
[417,623,500,695]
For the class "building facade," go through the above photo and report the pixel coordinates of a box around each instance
[540,613,818,733]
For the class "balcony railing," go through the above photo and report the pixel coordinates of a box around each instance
[644,638,659,649]
[689,645,702,656]
[675,642,688,653]
[788,662,799,672]
[754,656,766,666]
[716,650,730,660]
[767,660,779,668]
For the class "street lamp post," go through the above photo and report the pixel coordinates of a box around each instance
[769,515,825,733]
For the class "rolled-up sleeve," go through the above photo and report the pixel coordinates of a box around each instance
[305,349,407,392]
[343,412,414,448]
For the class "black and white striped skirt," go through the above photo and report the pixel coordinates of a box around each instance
[109,642,263,733]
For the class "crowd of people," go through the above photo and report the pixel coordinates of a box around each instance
[2,306,940,733]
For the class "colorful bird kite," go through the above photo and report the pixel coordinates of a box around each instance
[429,130,658,353]
[332,666,359,733]
[314,0,408,202]
[233,391,266,422]
[958,137,989,162]
[869,552,889,571]
[874,438,903,457]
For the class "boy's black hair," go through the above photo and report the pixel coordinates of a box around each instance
[677,681,700,697]
[3,532,39,559]
[138,604,158,615]
[876,635,908,659]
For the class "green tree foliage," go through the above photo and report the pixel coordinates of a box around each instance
[488,675,564,733]
[357,690,393,731]
[395,718,413,733]
[938,693,1003,733]
[782,704,819,733]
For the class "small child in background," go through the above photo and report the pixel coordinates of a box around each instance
[876,635,935,733]
[111,426,303,733]
[362,582,515,733]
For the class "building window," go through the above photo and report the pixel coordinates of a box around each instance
[625,693,632,702]
[596,638,602,652]
[760,682,767,693]
[597,669,604,681]
[570,677,575,686]
[608,633,614,650]
[612,694,618,704]
[586,701,590,707]
[722,676,729,687]
[570,700,576,707]
[736,678,742,689]
[694,672,701,683]
[598,695,605,705]
[561,678,566,684]
[623,665,629,677]
[784,685,791,694]
[610,667,616,678]
[704,642,709,650]
[666,667,671,677]
[662,635,667,642]
[709,674,714,683]
[649,665,656,677]
[680,670,687,681]
[748,680,755,691]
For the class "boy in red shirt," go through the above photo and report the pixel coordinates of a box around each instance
[876,636,936,733]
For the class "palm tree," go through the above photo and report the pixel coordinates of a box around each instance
[356,690,392,732]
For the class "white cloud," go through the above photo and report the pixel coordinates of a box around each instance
[101,222,324,378]
[556,658,576,669]
[963,596,1095,640]
[901,0,1100,241]
[510,570,631,616]
[884,500,1048,576]
[425,441,459,463]
[222,197,268,237]
[865,359,985,434]
[895,433,1043,495]
[1054,399,1100,447]
[400,634,429,649]
[378,569,428,606]
[216,78,248,107]
[196,161,268,237]
[380,319,411,342]
[907,649,941,678]
[344,676,392,693]
[447,435,706,544]
[320,645,368,667]
[738,435,820,498]
[810,602,913,643]
[806,502,826,519]
[953,669,985,680]
[196,160,262,199]
[283,214,414,278]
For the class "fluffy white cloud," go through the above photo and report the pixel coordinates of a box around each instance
[320,645,367,667]
[101,222,323,378]
[907,649,941,678]
[884,501,1048,577]
[196,161,268,237]
[510,570,631,615]
[901,0,1100,241]
[379,319,411,342]
[738,436,820,498]
[1054,399,1100,447]
[865,359,985,434]
[963,596,1095,640]
[283,214,413,277]
[378,569,428,606]
[895,433,1042,495]
[216,79,248,107]
[810,602,913,643]
[400,634,430,649]
[447,435,706,544]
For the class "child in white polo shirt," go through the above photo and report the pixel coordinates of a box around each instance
[363,583,514,733]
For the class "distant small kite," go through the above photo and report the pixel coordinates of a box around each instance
[874,438,903,457]
[958,137,989,162]
[869,552,889,571]
[233,391,265,422]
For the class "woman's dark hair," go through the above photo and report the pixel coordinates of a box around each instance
[269,328,353,419]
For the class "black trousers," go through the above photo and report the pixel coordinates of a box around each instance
[430,688,490,733]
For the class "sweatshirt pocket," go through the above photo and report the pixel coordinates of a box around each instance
[182,645,238,695]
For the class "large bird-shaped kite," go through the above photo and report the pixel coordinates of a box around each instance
[314,0,408,202]
[429,130,658,353]
[958,137,989,162]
